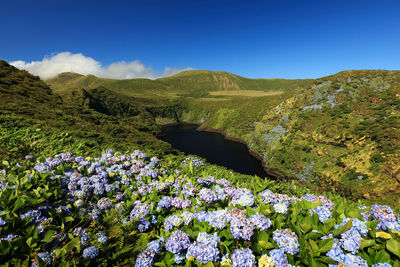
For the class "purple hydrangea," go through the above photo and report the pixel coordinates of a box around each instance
[165,230,191,254]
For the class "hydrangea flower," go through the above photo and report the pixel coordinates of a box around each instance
[138,218,151,232]
[273,202,288,214]
[37,251,53,265]
[269,249,290,266]
[230,188,254,207]
[325,238,345,263]
[180,211,194,225]
[229,215,254,240]
[258,254,274,267]
[272,229,299,255]
[341,254,368,267]
[310,205,332,223]
[186,233,221,264]
[248,213,271,231]
[207,209,227,229]
[130,201,151,220]
[199,188,218,203]
[165,230,191,254]
[231,248,256,267]
[82,246,99,259]
[96,232,108,245]
[164,215,183,231]
[340,228,361,254]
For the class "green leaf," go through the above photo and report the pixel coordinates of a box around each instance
[26,237,33,247]
[12,197,25,213]
[309,239,319,255]
[345,207,362,219]
[360,239,375,250]
[318,238,334,253]
[56,237,80,258]
[64,216,74,222]
[43,230,55,243]
[375,249,391,263]
[387,239,400,258]
[333,220,352,237]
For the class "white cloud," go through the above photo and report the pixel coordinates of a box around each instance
[10,52,193,80]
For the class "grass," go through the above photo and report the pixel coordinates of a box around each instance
[209,90,283,97]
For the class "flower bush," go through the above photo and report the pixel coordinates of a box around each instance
[1,150,400,266]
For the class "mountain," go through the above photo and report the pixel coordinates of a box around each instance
[46,70,313,98]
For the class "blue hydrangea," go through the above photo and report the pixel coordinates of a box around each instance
[273,202,289,214]
[174,253,186,264]
[207,209,227,229]
[80,235,90,245]
[342,254,368,267]
[372,263,392,267]
[130,201,151,220]
[186,233,221,264]
[248,213,272,231]
[157,196,172,210]
[96,232,108,245]
[165,230,191,254]
[138,218,151,232]
[82,246,99,259]
[135,249,156,267]
[199,188,218,203]
[37,251,53,265]
[164,215,183,231]
[230,189,254,207]
[269,249,290,266]
[310,205,332,223]
[180,211,194,225]
[326,238,345,262]
[231,248,256,267]
[171,197,191,209]
[229,216,254,240]
[273,229,299,255]
[340,228,361,254]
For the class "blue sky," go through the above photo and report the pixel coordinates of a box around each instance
[1,0,400,79]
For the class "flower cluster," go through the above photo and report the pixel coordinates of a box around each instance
[272,229,299,255]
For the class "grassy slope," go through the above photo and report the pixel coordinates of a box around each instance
[249,70,400,206]
[47,70,313,98]
[0,60,170,163]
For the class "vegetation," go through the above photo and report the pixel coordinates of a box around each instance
[1,59,400,265]
[47,70,312,98]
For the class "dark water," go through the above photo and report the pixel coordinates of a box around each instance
[160,123,268,177]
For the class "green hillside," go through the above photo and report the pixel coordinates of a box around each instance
[249,70,400,206]
[47,70,313,98]
[0,60,169,163]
